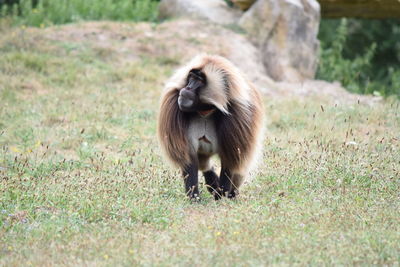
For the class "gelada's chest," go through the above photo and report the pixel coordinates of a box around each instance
[187,115,218,155]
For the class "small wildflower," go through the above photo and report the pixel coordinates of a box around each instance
[21,25,26,29]
[207,225,213,229]
[346,141,357,146]
[215,231,221,236]
[40,24,44,28]
[8,246,12,250]
[129,249,134,254]
[103,254,109,260]
[233,231,239,235]
[10,146,20,153]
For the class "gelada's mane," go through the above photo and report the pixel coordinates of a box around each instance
[157,54,264,173]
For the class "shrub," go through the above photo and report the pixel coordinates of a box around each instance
[318,18,400,97]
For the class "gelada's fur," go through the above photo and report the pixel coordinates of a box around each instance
[157,54,264,177]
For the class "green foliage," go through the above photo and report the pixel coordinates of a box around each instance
[224,0,234,8]
[0,0,19,7]
[1,0,159,26]
[317,19,376,94]
[318,18,400,97]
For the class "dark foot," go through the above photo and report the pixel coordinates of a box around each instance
[219,168,232,198]
[212,188,223,200]
[188,192,201,202]
[183,163,200,201]
[226,189,238,199]
[186,184,200,201]
[203,170,221,200]
[213,188,237,200]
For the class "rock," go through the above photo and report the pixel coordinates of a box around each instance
[158,0,321,83]
[239,0,321,82]
[40,20,379,104]
[273,79,382,106]
[159,0,242,25]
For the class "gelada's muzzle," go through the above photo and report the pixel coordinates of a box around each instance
[178,88,197,111]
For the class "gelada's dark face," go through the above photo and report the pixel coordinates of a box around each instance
[178,69,210,112]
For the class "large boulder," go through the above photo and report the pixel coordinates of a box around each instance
[239,0,320,82]
[158,0,242,25]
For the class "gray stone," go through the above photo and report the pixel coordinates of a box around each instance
[239,0,320,82]
[159,0,242,25]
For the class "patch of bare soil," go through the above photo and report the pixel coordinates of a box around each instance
[31,19,379,104]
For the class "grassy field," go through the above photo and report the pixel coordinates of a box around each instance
[0,23,399,266]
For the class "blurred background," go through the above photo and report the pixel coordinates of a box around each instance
[0,0,399,97]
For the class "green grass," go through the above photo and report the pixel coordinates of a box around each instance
[1,0,159,27]
[1,23,400,266]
